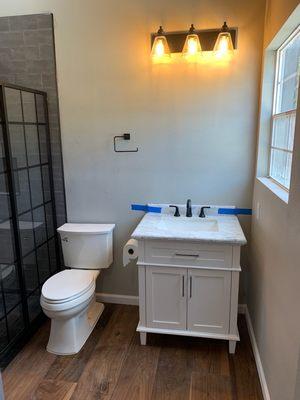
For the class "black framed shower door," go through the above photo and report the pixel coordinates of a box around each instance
[0,83,60,367]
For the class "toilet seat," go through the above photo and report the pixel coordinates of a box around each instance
[41,284,95,312]
[41,269,97,304]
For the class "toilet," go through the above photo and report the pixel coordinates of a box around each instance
[40,223,115,355]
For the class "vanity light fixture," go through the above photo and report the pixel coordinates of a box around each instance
[213,21,234,58]
[150,23,237,61]
[182,24,202,57]
[151,26,171,60]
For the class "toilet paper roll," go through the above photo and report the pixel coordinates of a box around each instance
[123,239,139,267]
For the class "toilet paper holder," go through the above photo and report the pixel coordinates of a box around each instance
[123,239,139,267]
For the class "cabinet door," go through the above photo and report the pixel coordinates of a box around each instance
[146,266,187,330]
[187,269,231,334]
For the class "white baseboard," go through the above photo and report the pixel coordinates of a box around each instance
[97,294,248,313]
[96,292,139,305]
[244,305,271,400]
[95,294,270,400]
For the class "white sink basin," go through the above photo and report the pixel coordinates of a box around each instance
[156,217,219,233]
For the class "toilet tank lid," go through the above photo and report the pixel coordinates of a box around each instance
[57,223,115,235]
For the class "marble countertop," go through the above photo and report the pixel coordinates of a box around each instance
[131,213,247,245]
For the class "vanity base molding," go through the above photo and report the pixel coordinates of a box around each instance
[137,323,240,353]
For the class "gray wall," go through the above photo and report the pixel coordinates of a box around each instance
[0,0,265,298]
[249,1,300,400]
[0,13,66,229]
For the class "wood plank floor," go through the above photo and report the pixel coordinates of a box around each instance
[2,304,263,400]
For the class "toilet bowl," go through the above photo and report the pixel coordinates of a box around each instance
[41,269,101,355]
[41,223,115,355]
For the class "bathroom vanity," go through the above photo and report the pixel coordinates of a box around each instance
[131,210,246,353]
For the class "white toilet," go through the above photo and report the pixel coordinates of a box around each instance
[40,223,115,355]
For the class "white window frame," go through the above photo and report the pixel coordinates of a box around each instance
[269,25,300,191]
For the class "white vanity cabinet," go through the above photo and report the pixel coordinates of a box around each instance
[146,266,187,330]
[136,239,242,354]
[187,268,231,334]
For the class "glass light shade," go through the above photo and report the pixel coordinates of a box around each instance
[182,34,202,57]
[151,36,170,59]
[213,32,234,59]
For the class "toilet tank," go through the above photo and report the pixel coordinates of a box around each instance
[57,223,115,269]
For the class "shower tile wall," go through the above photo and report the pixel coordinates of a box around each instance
[0,14,66,229]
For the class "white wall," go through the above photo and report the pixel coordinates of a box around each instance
[0,0,265,296]
[249,2,300,400]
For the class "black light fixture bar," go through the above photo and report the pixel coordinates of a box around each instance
[151,27,238,53]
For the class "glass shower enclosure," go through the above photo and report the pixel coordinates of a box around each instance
[0,83,60,366]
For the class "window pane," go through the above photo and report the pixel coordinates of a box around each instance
[0,126,6,173]
[0,173,11,219]
[5,88,22,122]
[37,243,50,285]
[7,304,24,340]
[21,92,36,123]
[42,165,51,202]
[36,95,46,123]
[289,113,296,150]
[0,219,15,265]
[0,292,4,319]
[282,32,300,79]
[0,318,8,351]
[22,253,39,294]
[38,125,48,163]
[48,238,58,273]
[1,264,21,314]
[271,29,300,190]
[19,212,35,256]
[27,289,41,323]
[9,125,27,169]
[276,29,300,113]
[279,75,298,112]
[45,203,54,237]
[272,112,295,150]
[25,125,40,166]
[29,167,43,208]
[33,206,46,246]
[15,169,30,214]
[270,148,292,189]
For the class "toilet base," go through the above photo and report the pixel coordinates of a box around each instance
[46,300,104,355]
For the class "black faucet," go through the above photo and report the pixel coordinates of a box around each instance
[199,206,211,218]
[169,205,180,217]
[186,199,192,217]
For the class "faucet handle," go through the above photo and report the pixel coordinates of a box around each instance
[199,206,211,218]
[186,199,192,217]
[169,205,180,217]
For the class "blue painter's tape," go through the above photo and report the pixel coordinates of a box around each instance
[147,206,162,213]
[131,204,148,212]
[131,204,162,213]
[218,208,252,215]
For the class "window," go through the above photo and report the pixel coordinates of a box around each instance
[269,26,300,189]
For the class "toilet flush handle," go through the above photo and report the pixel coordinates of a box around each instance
[62,237,69,242]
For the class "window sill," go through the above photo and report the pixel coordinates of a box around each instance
[257,177,289,204]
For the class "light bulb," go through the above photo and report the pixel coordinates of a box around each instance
[182,25,202,58]
[154,38,165,57]
[187,37,198,55]
[213,22,234,59]
[151,26,170,62]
